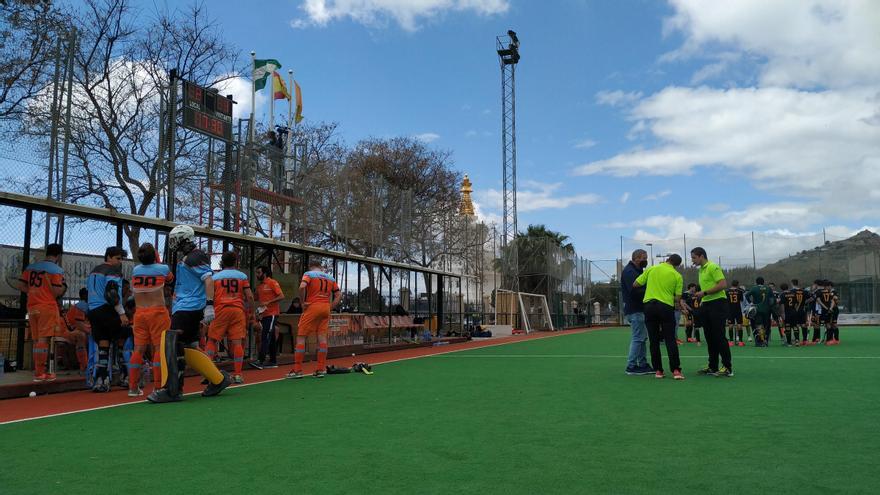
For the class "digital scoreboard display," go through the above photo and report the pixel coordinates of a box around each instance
[182,80,233,142]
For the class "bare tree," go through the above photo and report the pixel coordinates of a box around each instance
[22,0,239,254]
[0,0,62,124]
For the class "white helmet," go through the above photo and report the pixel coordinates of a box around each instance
[168,225,195,252]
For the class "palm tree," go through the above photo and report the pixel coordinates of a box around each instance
[494,224,576,296]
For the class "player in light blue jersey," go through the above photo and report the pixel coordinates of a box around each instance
[147,225,230,403]
[85,246,127,392]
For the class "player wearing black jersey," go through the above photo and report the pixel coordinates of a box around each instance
[768,283,785,344]
[780,282,803,346]
[681,284,702,345]
[816,280,840,345]
[783,280,809,345]
[806,280,822,344]
[725,281,745,346]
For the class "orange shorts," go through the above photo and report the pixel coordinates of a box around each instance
[208,307,246,341]
[28,305,62,340]
[298,304,331,337]
[133,306,171,347]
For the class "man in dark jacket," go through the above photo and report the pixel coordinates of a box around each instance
[621,249,652,375]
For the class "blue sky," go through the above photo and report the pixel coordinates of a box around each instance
[118,1,880,263]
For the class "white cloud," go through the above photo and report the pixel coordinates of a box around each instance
[575,86,880,221]
[472,200,502,226]
[414,132,440,143]
[478,181,602,216]
[583,0,880,241]
[595,90,643,106]
[664,0,880,89]
[642,189,671,201]
[464,129,478,138]
[598,202,880,265]
[620,192,630,204]
[215,75,269,120]
[291,0,510,31]
[572,137,597,149]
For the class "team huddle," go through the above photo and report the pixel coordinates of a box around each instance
[18,224,341,402]
[681,278,842,348]
[623,246,846,381]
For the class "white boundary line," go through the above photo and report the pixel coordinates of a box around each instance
[0,329,594,426]
[433,354,880,359]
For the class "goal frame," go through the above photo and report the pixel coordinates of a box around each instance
[495,289,554,333]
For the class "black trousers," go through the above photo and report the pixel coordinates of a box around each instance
[701,299,732,371]
[258,315,277,364]
[645,300,680,372]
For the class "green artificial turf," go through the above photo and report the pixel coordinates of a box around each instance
[2,327,879,494]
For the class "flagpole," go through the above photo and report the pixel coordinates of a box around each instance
[249,51,256,144]
[269,71,275,135]
[287,69,294,153]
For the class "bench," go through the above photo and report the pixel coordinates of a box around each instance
[362,315,424,330]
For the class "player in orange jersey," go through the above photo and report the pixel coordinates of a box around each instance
[17,243,66,381]
[254,265,284,369]
[129,243,174,397]
[206,251,254,384]
[63,287,91,373]
[286,261,341,379]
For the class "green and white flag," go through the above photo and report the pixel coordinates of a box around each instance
[253,59,282,91]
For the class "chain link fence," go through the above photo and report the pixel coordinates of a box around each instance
[621,230,880,315]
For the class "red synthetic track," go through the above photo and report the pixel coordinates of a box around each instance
[0,328,597,424]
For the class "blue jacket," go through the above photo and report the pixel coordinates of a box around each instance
[621,261,646,315]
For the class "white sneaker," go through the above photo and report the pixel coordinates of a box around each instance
[128,388,144,397]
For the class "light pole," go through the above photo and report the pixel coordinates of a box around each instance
[646,243,654,265]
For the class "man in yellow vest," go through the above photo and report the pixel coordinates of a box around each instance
[691,247,734,377]
[633,254,685,380]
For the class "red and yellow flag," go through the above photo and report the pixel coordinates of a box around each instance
[272,72,290,100]
[294,81,304,123]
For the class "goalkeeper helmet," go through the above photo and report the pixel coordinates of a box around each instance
[744,304,757,319]
[168,225,195,252]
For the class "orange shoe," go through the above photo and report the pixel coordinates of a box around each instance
[738,342,745,347]
[687,338,695,343]
[32,373,47,382]
[673,369,685,380]
[655,370,665,379]
[44,373,56,382]
[728,341,734,347]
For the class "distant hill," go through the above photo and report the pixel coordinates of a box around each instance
[760,229,880,283]
[680,230,880,286]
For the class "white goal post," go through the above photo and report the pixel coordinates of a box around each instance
[495,289,554,333]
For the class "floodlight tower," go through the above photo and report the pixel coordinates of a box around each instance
[497,30,520,290]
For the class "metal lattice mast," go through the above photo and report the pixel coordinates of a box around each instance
[497,30,520,290]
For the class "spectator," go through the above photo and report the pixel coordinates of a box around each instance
[63,288,90,374]
[286,297,303,314]
[621,249,653,376]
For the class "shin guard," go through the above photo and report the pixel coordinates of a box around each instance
[184,346,224,385]
[160,330,186,397]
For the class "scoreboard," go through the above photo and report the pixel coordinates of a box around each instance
[181,79,233,142]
